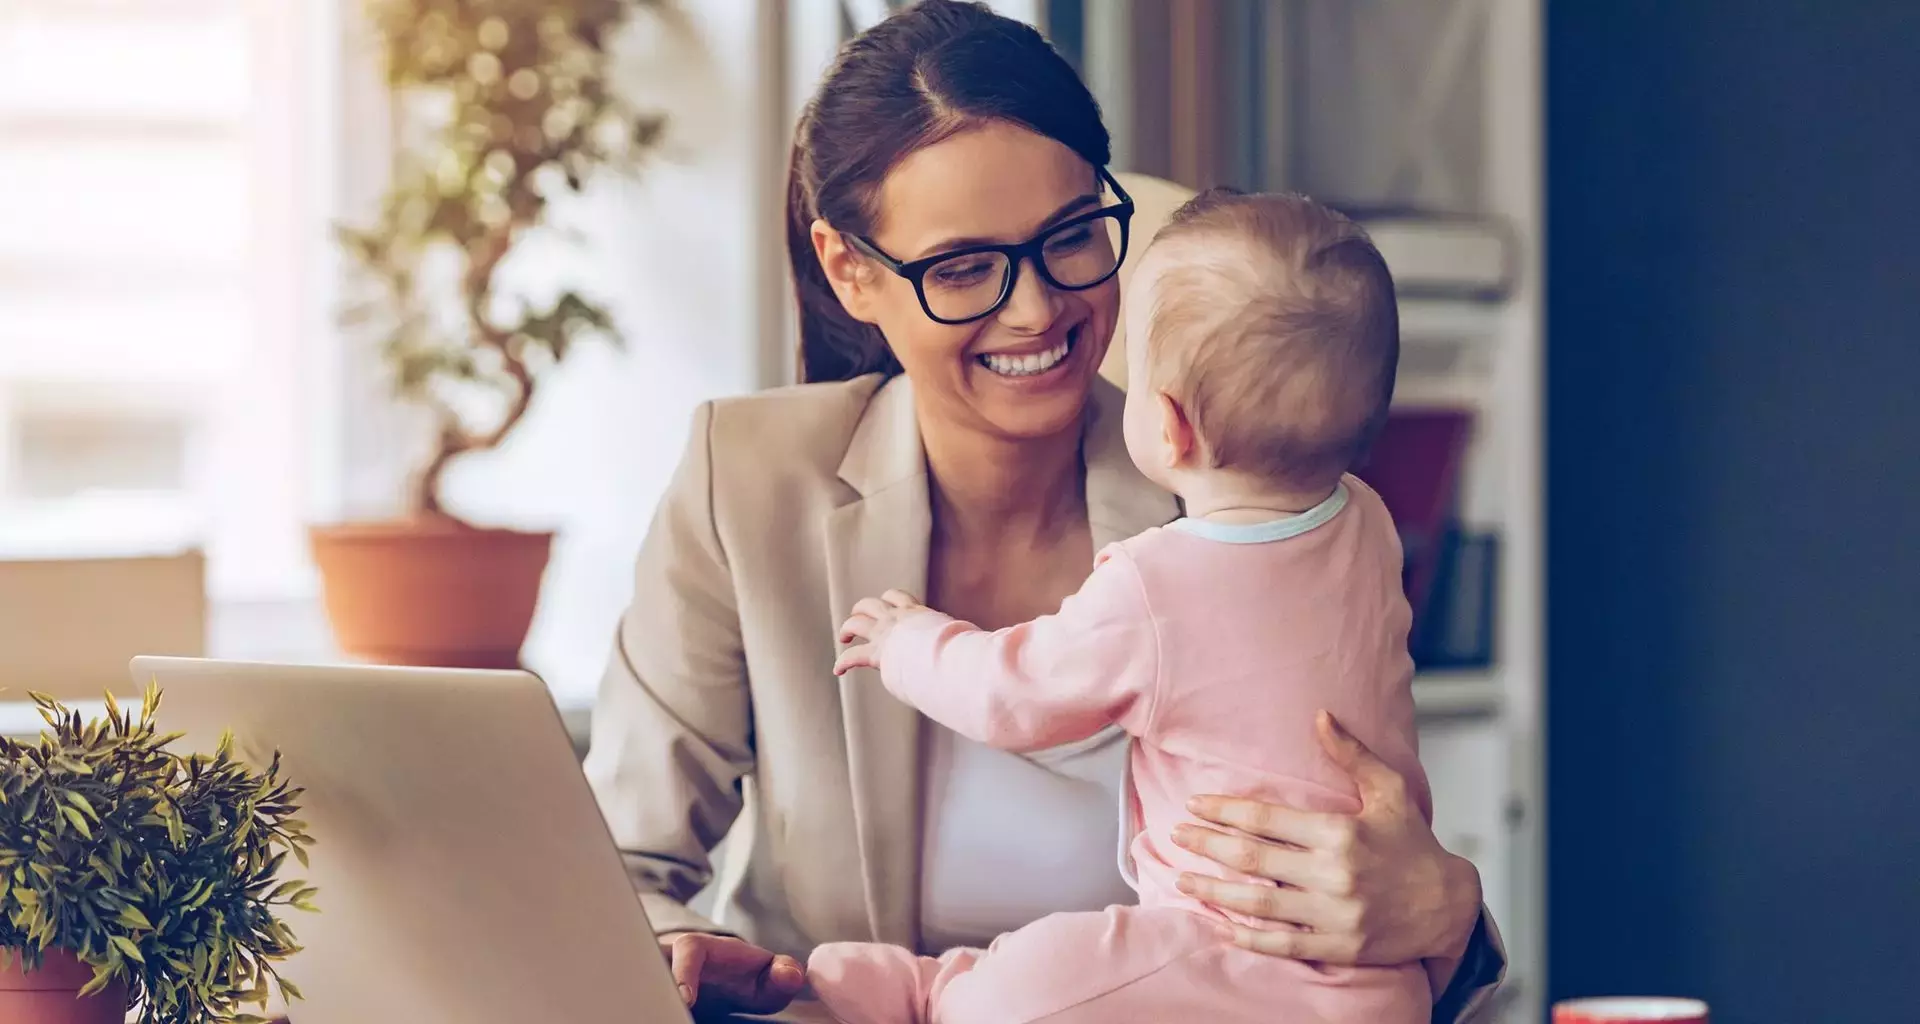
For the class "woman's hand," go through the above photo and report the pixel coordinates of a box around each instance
[662,932,807,1019]
[1170,711,1482,967]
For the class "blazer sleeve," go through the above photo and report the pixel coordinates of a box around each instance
[1433,907,1509,1023]
[583,402,752,937]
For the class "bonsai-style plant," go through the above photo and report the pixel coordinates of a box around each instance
[0,688,316,1024]
[317,0,668,668]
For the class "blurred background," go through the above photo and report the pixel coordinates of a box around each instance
[0,2,1913,1022]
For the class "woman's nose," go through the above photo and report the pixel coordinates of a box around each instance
[995,258,1062,332]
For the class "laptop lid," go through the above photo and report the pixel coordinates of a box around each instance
[128,656,689,1024]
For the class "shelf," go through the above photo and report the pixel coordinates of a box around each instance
[1399,298,1508,343]
[1413,669,1504,719]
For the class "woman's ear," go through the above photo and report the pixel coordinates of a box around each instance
[811,219,881,325]
[1156,390,1199,469]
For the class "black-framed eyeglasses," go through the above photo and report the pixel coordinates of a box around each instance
[845,167,1134,325]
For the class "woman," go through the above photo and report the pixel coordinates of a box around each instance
[584,3,1502,1020]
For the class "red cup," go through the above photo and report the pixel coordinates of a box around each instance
[1554,997,1709,1023]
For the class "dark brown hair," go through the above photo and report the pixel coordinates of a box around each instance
[786,0,1110,384]
[1144,188,1400,490]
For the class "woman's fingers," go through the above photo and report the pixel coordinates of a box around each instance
[1229,923,1362,964]
[1315,710,1410,814]
[1171,823,1353,891]
[1184,794,1351,852]
[764,954,808,1005]
[666,935,805,1016]
[1175,873,1333,929]
[668,933,708,1006]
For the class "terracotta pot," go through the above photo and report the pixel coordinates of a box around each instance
[0,948,129,1024]
[310,518,553,669]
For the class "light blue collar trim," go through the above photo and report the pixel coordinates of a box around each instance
[1168,481,1350,545]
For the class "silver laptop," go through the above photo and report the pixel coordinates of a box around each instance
[129,656,690,1024]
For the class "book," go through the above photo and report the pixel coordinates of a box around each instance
[1343,207,1518,300]
[1413,529,1499,670]
[1353,409,1476,637]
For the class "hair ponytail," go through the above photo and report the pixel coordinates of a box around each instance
[783,0,1110,385]
[786,120,899,383]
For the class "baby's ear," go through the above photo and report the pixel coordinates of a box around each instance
[1157,390,1199,468]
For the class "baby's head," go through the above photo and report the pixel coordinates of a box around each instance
[1120,188,1399,502]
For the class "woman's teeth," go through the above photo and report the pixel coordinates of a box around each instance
[979,338,1071,377]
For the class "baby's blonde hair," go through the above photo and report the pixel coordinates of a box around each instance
[1141,189,1399,491]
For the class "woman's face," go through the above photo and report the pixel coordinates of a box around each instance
[813,121,1118,443]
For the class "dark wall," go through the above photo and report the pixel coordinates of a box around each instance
[1547,3,1920,1022]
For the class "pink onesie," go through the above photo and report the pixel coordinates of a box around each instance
[808,477,1433,1024]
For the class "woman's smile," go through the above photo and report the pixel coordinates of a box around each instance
[969,318,1089,390]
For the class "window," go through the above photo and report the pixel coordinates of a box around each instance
[0,0,333,600]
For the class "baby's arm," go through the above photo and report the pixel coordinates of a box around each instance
[872,548,1160,752]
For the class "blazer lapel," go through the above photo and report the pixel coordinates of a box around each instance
[824,375,929,948]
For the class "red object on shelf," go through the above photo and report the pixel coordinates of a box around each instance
[1554,997,1709,1023]
[1353,409,1476,629]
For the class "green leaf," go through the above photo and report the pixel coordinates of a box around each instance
[77,964,117,999]
[108,935,144,963]
[116,904,154,930]
[61,805,93,838]
[63,789,98,821]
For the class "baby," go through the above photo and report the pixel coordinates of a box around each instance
[808,190,1433,1024]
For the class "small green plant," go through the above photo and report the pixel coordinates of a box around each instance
[0,687,315,1024]
[339,0,669,518]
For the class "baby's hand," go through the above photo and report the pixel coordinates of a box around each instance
[834,590,925,676]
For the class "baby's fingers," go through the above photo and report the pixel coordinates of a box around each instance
[834,643,879,676]
[838,613,877,644]
[881,589,922,609]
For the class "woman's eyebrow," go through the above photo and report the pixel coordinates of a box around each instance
[907,192,1103,261]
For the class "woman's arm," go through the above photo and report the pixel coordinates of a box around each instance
[583,402,754,938]
[1170,713,1505,1022]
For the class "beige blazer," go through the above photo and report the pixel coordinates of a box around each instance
[583,372,1505,1018]
[585,371,1175,956]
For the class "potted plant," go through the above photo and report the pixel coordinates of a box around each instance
[319,0,668,668]
[0,688,316,1024]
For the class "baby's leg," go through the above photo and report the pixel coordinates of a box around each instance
[807,941,982,1024]
[932,906,1427,1024]
[929,906,1231,1024]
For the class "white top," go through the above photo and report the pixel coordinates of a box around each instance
[917,722,1138,951]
